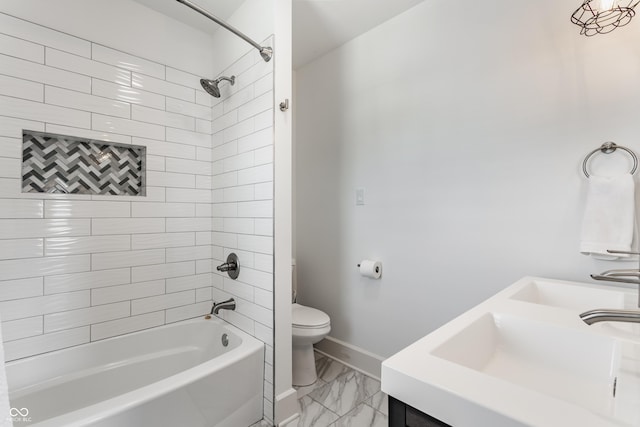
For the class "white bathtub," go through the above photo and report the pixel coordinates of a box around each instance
[5,316,265,427]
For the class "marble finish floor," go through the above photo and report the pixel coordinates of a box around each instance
[250,352,387,427]
[293,352,388,427]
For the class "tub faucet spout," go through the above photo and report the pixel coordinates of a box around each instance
[211,298,236,315]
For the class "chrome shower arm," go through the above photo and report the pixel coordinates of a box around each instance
[217,76,235,85]
[175,0,273,62]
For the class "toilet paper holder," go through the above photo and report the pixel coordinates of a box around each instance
[357,260,382,279]
[357,262,380,274]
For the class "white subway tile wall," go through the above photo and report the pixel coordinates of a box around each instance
[0,11,210,358]
[0,14,275,422]
[0,14,275,413]
[208,38,275,418]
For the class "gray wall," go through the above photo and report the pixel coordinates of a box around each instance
[294,0,640,357]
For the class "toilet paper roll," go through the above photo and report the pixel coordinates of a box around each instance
[359,260,382,279]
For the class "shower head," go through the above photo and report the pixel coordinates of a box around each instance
[200,75,235,98]
[259,47,273,62]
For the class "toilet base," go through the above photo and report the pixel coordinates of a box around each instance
[292,343,317,386]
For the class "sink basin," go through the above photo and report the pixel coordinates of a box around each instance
[382,278,640,426]
[510,280,627,310]
[510,280,640,339]
[432,313,619,415]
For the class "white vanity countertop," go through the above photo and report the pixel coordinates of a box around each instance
[381,277,640,427]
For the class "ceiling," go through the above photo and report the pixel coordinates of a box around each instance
[133,0,424,69]
[133,0,240,35]
[292,0,423,68]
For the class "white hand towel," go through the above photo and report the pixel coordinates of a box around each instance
[580,173,636,259]
[0,315,12,427]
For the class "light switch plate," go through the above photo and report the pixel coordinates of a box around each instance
[356,188,365,206]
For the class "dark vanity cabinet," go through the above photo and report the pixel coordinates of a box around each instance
[389,396,452,427]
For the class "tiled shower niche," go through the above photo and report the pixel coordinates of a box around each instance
[22,130,146,196]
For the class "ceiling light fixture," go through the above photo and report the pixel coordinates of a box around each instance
[571,0,640,35]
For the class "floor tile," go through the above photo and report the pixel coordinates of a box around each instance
[366,391,388,416]
[331,403,387,427]
[280,417,299,427]
[307,370,380,417]
[295,377,327,399]
[297,395,340,427]
[249,420,273,427]
[315,354,352,383]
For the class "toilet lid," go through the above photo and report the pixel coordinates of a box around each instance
[292,303,330,328]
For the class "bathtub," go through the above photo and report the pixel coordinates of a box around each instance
[5,316,265,427]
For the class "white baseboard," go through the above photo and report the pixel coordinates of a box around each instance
[314,336,385,380]
[275,387,299,426]
[278,413,300,427]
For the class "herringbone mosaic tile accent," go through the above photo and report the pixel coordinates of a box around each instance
[22,130,146,196]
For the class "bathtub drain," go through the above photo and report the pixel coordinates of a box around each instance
[221,333,229,347]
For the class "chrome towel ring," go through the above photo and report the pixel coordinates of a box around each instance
[582,142,638,178]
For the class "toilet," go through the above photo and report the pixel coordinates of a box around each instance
[292,303,331,386]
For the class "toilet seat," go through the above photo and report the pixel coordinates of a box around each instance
[292,303,330,329]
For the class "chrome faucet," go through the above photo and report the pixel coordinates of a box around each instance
[211,298,236,315]
[583,249,640,325]
[591,250,640,280]
[216,253,240,280]
[580,309,640,325]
